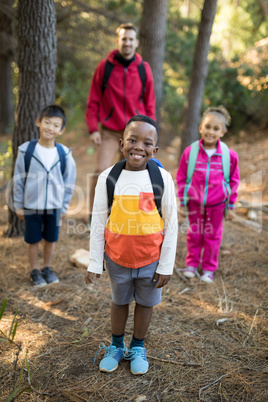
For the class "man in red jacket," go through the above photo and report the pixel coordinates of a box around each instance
[85,23,156,225]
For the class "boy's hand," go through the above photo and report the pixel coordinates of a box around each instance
[85,271,100,285]
[16,209,25,221]
[225,209,234,221]
[153,273,171,288]
[61,212,66,220]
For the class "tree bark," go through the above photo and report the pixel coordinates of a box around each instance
[0,0,15,133]
[6,0,57,237]
[139,0,169,126]
[180,0,218,157]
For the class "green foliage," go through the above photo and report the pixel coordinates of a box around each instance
[12,0,267,137]
[0,298,32,400]
[0,140,13,180]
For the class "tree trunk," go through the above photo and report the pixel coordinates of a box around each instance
[180,0,218,157]
[139,0,169,127]
[6,0,57,237]
[0,0,15,133]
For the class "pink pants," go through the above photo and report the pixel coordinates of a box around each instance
[186,201,225,272]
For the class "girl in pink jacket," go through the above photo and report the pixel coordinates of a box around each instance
[176,106,240,283]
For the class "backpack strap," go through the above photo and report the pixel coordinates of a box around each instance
[25,139,38,174]
[183,140,199,210]
[106,159,164,217]
[55,142,66,175]
[147,159,164,217]
[101,59,146,101]
[101,60,114,94]
[25,139,66,176]
[220,141,230,194]
[106,160,126,215]
[138,61,146,101]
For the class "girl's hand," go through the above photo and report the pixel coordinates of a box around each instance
[225,209,234,221]
[153,273,171,288]
[85,271,100,285]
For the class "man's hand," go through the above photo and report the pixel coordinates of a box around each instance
[85,271,101,285]
[153,273,171,288]
[16,209,25,221]
[225,209,234,221]
[90,131,102,145]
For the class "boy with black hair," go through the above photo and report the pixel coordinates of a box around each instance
[85,115,178,375]
[13,105,76,287]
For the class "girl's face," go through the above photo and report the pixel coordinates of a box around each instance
[199,113,226,149]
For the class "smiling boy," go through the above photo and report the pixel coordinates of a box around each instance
[85,115,178,375]
[13,105,76,287]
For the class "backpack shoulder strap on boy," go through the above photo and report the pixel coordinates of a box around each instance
[106,159,164,217]
[25,139,66,175]
[101,60,146,100]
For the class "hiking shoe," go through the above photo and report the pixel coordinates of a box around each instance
[183,266,197,279]
[94,342,126,373]
[124,346,149,375]
[30,269,47,287]
[201,270,214,283]
[41,266,59,284]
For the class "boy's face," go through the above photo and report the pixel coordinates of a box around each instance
[199,113,226,149]
[36,116,64,144]
[120,121,158,171]
[117,28,139,60]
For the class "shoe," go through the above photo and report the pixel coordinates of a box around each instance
[183,266,197,279]
[94,342,126,373]
[124,346,149,375]
[31,269,47,287]
[200,270,214,283]
[41,266,59,284]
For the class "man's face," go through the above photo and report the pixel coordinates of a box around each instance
[117,28,139,60]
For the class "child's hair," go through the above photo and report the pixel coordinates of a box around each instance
[126,114,159,138]
[116,23,138,37]
[202,106,231,130]
[39,105,66,129]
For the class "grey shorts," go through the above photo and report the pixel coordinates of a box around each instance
[104,254,162,307]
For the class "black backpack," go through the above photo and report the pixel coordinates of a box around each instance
[101,60,146,101]
[106,159,164,217]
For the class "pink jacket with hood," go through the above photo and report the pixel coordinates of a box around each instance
[176,139,240,209]
[85,50,156,133]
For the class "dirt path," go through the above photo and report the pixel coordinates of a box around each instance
[0,130,267,401]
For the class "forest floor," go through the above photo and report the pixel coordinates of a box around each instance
[0,127,267,401]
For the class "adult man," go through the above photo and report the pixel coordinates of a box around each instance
[85,23,156,224]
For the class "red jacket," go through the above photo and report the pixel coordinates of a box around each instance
[85,50,156,133]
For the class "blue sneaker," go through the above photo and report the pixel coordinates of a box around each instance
[41,267,59,284]
[30,269,47,287]
[94,342,126,373]
[124,346,149,375]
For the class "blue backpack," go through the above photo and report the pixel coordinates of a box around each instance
[24,139,66,175]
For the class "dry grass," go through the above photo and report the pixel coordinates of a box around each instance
[0,130,267,401]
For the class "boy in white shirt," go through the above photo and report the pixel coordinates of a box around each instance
[13,105,76,287]
[85,115,178,375]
